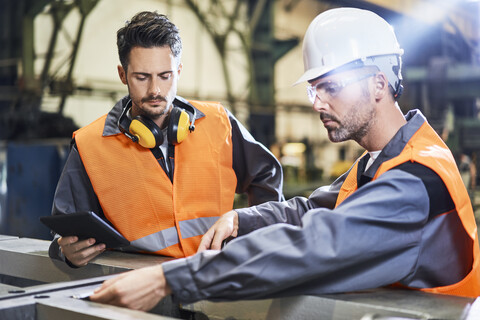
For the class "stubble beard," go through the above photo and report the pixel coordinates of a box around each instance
[326,91,375,144]
[132,94,171,120]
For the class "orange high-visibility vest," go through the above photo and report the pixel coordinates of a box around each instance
[335,121,480,298]
[74,100,237,258]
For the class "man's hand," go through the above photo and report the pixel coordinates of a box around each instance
[89,265,171,311]
[197,210,238,252]
[57,236,105,267]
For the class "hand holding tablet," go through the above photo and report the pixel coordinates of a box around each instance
[40,211,130,249]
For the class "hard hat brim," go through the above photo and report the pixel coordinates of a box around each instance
[294,66,336,86]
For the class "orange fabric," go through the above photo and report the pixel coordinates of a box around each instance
[335,122,480,297]
[74,100,237,258]
[334,151,366,207]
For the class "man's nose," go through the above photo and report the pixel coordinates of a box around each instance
[312,97,328,112]
[148,78,161,96]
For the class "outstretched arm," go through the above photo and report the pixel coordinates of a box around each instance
[197,175,346,251]
[198,210,238,252]
[164,170,432,304]
[90,265,171,311]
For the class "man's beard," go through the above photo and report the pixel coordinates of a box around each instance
[322,100,375,143]
[138,94,169,120]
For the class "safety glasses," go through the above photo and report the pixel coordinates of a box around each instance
[306,73,376,104]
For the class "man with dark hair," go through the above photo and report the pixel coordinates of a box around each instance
[48,11,283,267]
[117,11,183,72]
[89,8,479,311]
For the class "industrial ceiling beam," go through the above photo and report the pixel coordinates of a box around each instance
[247,0,298,148]
[182,0,298,147]
[0,0,99,140]
[57,0,99,114]
[348,0,478,37]
[183,0,247,115]
[40,2,75,92]
[21,0,53,91]
[405,63,480,100]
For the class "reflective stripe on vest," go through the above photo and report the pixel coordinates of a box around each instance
[335,121,480,298]
[130,216,220,252]
[74,100,237,258]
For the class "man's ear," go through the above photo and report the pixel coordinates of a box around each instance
[374,72,389,101]
[177,63,183,79]
[118,65,127,85]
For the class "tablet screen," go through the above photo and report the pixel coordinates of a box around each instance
[40,211,130,249]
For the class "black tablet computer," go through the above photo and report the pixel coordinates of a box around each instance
[40,211,130,249]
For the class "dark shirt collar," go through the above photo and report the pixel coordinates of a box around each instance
[357,109,426,186]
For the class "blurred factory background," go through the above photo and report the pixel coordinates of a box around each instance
[0,0,479,240]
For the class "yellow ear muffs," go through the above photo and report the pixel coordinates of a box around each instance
[129,116,163,149]
[167,107,192,145]
[117,100,196,148]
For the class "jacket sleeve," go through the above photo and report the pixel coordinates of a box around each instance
[236,170,345,235]
[48,141,104,262]
[228,109,284,205]
[162,169,430,303]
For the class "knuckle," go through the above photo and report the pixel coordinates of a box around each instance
[118,297,130,307]
[112,286,125,298]
[77,251,89,260]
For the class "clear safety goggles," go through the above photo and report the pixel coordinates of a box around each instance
[306,73,376,104]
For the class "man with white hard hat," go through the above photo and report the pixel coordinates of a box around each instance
[90,8,480,310]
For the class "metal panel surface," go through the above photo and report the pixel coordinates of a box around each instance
[0,235,18,241]
[0,276,181,319]
[36,300,175,320]
[183,289,474,320]
[0,237,171,283]
[0,283,22,296]
[322,288,474,319]
[0,236,476,320]
[0,295,177,320]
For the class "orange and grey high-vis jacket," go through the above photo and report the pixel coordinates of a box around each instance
[74,99,237,258]
[158,110,479,304]
[335,117,480,298]
[49,96,283,262]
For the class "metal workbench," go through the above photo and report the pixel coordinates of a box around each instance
[0,235,477,320]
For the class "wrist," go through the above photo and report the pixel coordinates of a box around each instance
[156,266,172,296]
[232,210,239,237]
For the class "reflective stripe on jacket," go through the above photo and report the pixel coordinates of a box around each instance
[74,100,237,258]
[335,121,480,298]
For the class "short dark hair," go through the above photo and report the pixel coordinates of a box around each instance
[117,11,182,71]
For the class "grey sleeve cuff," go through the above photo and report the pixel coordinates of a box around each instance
[48,237,80,269]
[48,237,64,261]
[162,257,201,304]
[235,207,263,235]
[235,195,313,235]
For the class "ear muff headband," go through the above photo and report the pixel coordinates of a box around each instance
[129,116,163,148]
[118,100,196,148]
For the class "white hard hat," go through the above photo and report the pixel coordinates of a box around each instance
[295,7,404,91]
